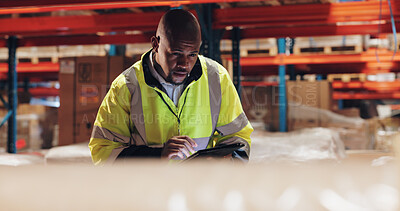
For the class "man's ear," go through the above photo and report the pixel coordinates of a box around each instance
[151,36,159,53]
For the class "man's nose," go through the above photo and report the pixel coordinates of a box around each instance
[177,55,189,69]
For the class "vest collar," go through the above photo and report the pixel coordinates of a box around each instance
[141,50,203,90]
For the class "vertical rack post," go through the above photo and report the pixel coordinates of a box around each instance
[232,27,241,97]
[278,38,287,132]
[7,36,18,153]
[195,4,223,64]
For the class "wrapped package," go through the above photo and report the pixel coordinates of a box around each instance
[250,127,346,163]
[0,152,44,166]
[45,142,92,165]
[288,104,370,149]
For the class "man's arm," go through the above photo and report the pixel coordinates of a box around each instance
[212,63,253,161]
[89,74,135,165]
[118,135,197,160]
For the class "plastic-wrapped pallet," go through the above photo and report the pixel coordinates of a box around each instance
[45,142,92,165]
[288,104,370,149]
[0,150,44,166]
[250,127,346,163]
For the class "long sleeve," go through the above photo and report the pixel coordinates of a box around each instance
[212,63,253,160]
[89,74,133,165]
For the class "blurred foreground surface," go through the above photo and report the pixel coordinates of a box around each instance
[0,158,398,211]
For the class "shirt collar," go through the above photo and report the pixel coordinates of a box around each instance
[142,50,203,89]
[148,51,172,85]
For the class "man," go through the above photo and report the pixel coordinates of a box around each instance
[89,9,253,165]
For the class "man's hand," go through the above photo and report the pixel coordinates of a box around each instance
[161,135,198,159]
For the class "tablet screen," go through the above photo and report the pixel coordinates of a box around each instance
[183,142,245,162]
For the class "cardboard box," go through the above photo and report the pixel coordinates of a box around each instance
[58,56,134,146]
[333,108,360,118]
[241,81,333,132]
[287,80,332,131]
[59,60,76,146]
[287,81,332,110]
[241,85,281,131]
[0,105,48,151]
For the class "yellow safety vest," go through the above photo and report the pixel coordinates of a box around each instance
[89,50,253,165]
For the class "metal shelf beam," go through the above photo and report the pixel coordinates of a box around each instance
[236,50,400,66]
[0,62,59,73]
[1,21,397,47]
[0,12,163,36]
[0,0,263,12]
[214,1,398,29]
[224,23,400,39]
[18,34,150,47]
[333,81,400,92]
[333,91,400,100]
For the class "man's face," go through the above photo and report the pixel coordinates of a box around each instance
[153,36,201,85]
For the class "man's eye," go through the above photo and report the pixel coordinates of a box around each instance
[172,52,181,56]
[189,54,197,57]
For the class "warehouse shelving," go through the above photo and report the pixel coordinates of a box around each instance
[1,1,399,46]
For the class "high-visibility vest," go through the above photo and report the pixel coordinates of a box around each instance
[89,50,253,165]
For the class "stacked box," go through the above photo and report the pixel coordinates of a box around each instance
[0,105,47,151]
[58,56,134,146]
[241,85,280,131]
[286,80,332,130]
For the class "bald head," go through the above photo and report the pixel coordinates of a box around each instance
[156,9,201,44]
[151,9,202,85]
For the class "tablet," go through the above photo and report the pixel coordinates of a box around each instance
[183,142,245,162]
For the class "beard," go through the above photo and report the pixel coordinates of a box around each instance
[166,70,189,85]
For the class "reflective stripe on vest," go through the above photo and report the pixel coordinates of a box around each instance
[216,112,248,136]
[124,66,147,146]
[204,58,221,140]
[91,125,131,144]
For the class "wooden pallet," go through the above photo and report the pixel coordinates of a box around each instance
[126,43,152,57]
[0,45,108,63]
[17,57,59,64]
[327,73,367,82]
[220,47,278,57]
[293,45,363,55]
[58,45,107,57]
[293,35,364,55]
[220,38,277,57]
